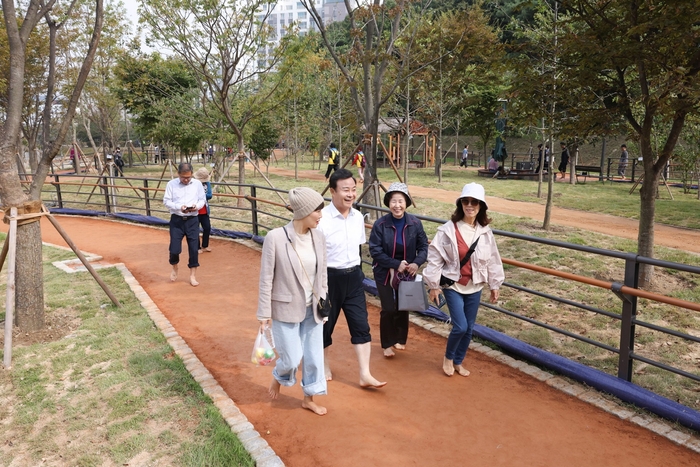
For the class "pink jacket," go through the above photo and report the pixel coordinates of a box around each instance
[423,221,505,292]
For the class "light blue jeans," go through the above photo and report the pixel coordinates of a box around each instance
[444,288,482,366]
[272,305,327,397]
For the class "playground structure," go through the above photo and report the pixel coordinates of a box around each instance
[378,118,437,168]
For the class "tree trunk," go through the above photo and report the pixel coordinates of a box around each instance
[14,222,44,329]
[237,138,246,208]
[637,171,657,287]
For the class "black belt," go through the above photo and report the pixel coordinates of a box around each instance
[172,214,197,220]
[328,265,360,274]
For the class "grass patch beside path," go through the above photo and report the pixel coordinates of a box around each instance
[0,243,254,467]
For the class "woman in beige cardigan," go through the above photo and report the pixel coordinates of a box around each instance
[257,187,329,415]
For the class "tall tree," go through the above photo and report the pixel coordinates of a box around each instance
[558,0,700,285]
[139,0,286,204]
[0,0,104,330]
[303,0,430,205]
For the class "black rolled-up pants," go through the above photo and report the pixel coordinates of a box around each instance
[323,266,371,348]
[169,214,200,268]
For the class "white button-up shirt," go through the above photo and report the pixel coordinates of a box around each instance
[163,177,206,216]
[318,202,366,269]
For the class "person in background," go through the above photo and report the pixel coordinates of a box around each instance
[488,156,499,172]
[618,144,629,179]
[353,149,366,183]
[460,145,469,168]
[557,142,570,181]
[114,147,125,177]
[257,187,329,415]
[324,143,340,181]
[535,143,543,174]
[194,168,213,253]
[423,183,504,377]
[369,183,429,358]
[318,168,386,389]
[163,163,206,287]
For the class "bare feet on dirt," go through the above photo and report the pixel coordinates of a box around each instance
[443,357,455,376]
[383,348,395,358]
[324,351,333,380]
[302,396,327,416]
[268,379,281,399]
[393,343,406,350]
[190,275,199,287]
[454,364,470,377]
[170,265,178,282]
[360,375,387,389]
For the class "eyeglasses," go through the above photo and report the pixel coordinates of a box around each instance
[460,198,480,206]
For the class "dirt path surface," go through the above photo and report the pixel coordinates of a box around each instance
[26,216,698,466]
[266,166,700,253]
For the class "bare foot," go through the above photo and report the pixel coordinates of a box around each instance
[393,343,406,350]
[198,249,204,254]
[360,375,387,389]
[204,247,212,252]
[190,276,199,287]
[383,348,395,358]
[268,379,281,399]
[170,266,178,282]
[443,357,454,376]
[324,361,333,381]
[302,396,327,415]
[454,364,470,377]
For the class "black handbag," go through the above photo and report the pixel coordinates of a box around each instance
[440,236,480,287]
[317,297,332,318]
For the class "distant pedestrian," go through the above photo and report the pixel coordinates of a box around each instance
[194,168,213,254]
[114,147,125,176]
[535,144,543,174]
[324,143,339,181]
[460,145,469,168]
[353,149,366,183]
[163,163,206,287]
[618,144,629,179]
[557,142,570,181]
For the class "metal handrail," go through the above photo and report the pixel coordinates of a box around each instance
[33,172,700,389]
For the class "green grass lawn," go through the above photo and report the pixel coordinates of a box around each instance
[0,239,254,467]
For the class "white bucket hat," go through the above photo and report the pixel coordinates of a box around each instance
[383,182,413,208]
[457,183,488,209]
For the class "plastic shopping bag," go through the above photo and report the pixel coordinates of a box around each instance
[251,324,276,366]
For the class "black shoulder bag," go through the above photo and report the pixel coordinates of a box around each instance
[439,236,480,287]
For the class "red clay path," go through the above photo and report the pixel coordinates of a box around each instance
[22,215,699,466]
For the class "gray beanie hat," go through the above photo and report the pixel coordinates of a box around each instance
[289,187,324,220]
[383,182,412,208]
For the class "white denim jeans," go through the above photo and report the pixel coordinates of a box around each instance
[272,305,327,396]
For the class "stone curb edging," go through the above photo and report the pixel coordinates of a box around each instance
[404,310,700,454]
[91,261,285,467]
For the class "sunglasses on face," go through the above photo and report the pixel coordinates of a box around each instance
[460,198,480,206]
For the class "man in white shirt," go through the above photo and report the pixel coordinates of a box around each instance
[318,168,386,389]
[163,163,206,286]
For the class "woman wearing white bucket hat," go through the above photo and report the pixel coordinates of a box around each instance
[423,183,505,377]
